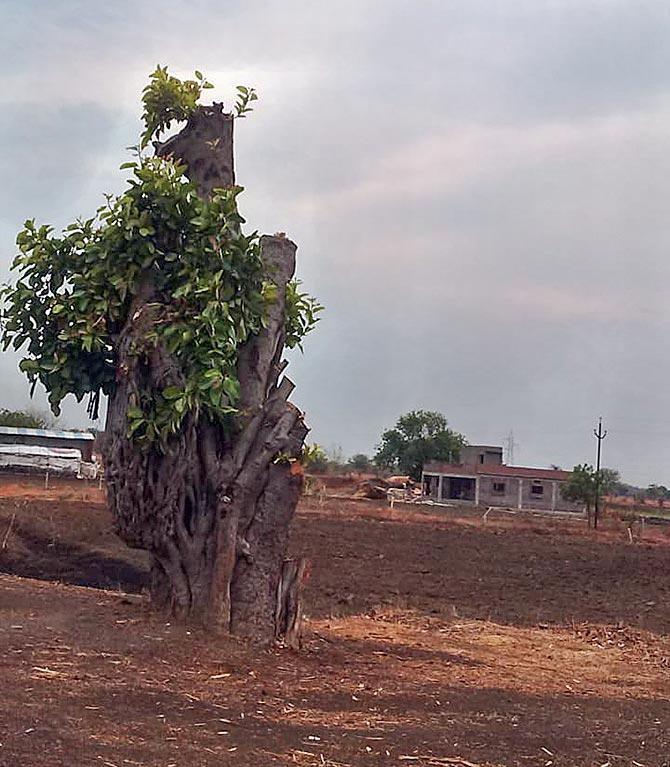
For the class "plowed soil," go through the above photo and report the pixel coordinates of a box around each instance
[1,483,670,767]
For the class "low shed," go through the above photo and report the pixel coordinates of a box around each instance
[0,426,95,462]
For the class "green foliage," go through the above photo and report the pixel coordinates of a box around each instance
[0,68,320,448]
[140,66,258,150]
[599,467,621,495]
[302,443,328,472]
[348,453,371,471]
[284,280,323,350]
[234,86,258,118]
[645,483,670,501]
[141,66,214,148]
[561,464,596,508]
[374,410,467,481]
[0,408,49,429]
[561,464,620,509]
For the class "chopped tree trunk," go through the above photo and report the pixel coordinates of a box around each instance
[102,104,310,644]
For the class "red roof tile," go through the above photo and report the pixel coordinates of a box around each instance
[424,462,572,481]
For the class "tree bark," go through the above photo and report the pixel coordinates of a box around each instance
[102,105,309,644]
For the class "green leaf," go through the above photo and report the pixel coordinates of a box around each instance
[222,377,240,401]
[162,386,182,400]
[128,418,145,436]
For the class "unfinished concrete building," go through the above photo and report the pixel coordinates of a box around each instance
[422,445,582,512]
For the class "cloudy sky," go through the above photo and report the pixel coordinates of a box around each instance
[2,1,670,485]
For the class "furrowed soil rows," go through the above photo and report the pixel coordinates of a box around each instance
[1,486,669,766]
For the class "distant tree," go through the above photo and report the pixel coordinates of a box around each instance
[609,480,646,499]
[321,444,347,474]
[374,410,467,481]
[302,443,328,473]
[645,484,670,501]
[562,464,620,527]
[611,480,632,497]
[348,453,371,472]
[599,468,621,495]
[0,408,51,429]
[562,464,596,521]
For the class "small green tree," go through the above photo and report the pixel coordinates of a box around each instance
[0,408,47,428]
[599,468,621,496]
[645,483,670,501]
[374,410,467,481]
[302,443,328,472]
[348,453,371,472]
[562,464,620,527]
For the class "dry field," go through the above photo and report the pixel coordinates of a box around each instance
[1,477,670,767]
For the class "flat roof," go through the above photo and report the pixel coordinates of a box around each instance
[424,462,571,481]
[0,426,95,441]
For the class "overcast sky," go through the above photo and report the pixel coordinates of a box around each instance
[2,1,670,485]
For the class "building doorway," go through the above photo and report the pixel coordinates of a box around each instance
[442,476,476,502]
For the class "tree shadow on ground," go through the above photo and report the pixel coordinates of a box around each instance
[0,521,148,592]
[3,497,670,635]
[4,663,670,767]
[2,571,669,767]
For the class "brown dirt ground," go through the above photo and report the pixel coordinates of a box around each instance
[1,480,670,767]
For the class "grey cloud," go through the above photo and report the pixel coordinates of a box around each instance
[0,101,125,236]
[2,1,670,485]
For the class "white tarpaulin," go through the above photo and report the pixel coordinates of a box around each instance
[0,444,97,477]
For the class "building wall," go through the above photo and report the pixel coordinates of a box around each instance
[479,475,582,512]
[477,475,519,508]
[425,471,583,512]
[461,446,503,466]
[520,478,555,510]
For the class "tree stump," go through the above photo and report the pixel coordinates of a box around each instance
[102,103,311,644]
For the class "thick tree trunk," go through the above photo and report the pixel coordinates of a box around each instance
[102,104,309,644]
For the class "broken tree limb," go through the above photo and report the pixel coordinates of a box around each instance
[274,556,313,649]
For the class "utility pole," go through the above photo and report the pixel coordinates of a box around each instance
[593,417,608,530]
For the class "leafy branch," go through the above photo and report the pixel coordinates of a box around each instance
[284,281,323,351]
[234,86,258,118]
[140,67,258,149]
[1,65,321,448]
[1,67,318,446]
[140,66,214,148]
